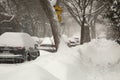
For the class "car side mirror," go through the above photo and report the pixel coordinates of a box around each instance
[34,44,38,49]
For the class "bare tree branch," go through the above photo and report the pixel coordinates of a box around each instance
[64,3,81,25]
[65,1,80,17]
[85,3,106,16]
[0,13,15,23]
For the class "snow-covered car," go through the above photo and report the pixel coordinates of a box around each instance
[0,32,40,63]
[67,37,80,47]
[67,40,76,47]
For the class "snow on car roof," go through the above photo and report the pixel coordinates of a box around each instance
[0,32,35,49]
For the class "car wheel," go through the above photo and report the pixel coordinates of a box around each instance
[19,59,24,63]
[37,51,40,56]
[27,53,31,61]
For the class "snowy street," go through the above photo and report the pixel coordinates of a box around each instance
[0,38,120,80]
[0,0,120,80]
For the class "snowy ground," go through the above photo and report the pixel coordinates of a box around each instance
[0,38,120,80]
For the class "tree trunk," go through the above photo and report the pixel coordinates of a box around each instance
[80,12,91,44]
[90,19,96,39]
[80,24,91,44]
[80,25,84,44]
[40,0,60,51]
[91,26,96,39]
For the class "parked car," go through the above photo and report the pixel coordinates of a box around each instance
[67,40,77,47]
[0,32,40,63]
[67,36,80,47]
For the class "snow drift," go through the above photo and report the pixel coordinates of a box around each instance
[35,37,82,80]
[0,63,59,80]
[35,38,120,80]
[79,39,120,67]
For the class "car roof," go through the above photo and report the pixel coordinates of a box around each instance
[0,32,35,49]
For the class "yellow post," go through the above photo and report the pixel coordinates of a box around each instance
[54,5,63,22]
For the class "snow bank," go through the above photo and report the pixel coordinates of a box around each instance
[35,37,81,80]
[37,38,120,80]
[33,38,120,80]
[0,63,59,80]
[79,39,120,67]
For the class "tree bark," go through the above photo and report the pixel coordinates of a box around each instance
[90,18,96,39]
[40,0,60,51]
[80,9,91,44]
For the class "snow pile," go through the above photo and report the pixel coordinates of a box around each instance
[31,38,120,80]
[79,39,120,67]
[0,64,59,80]
[35,37,81,80]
